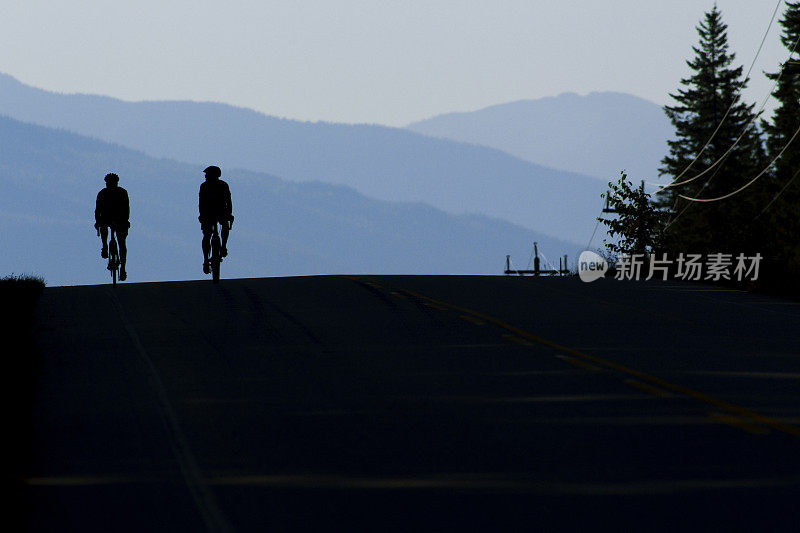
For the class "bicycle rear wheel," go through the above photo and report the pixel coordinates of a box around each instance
[211,234,221,283]
[109,238,119,285]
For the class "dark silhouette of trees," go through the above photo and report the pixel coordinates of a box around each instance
[758,2,800,284]
[599,172,666,259]
[658,5,766,256]
[2,274,45,526]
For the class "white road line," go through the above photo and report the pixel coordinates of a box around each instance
[107,288,232,533]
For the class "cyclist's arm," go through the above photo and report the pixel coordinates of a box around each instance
[198,184,205,222]
[225,183,233,220]
[94,190,104,228]
[122,189,130,226]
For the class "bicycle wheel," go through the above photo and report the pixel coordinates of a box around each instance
[211,234,221,283]
[109,239,119,285]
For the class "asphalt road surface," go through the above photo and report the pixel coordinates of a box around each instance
[26,275,800,531]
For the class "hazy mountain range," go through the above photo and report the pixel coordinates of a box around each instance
[0,73,608,245]
[407,92,672,182]
[0,115,578,286]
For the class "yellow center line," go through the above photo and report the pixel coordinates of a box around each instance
[459,314,486,326]
[28,473,800,493]
[501,333,533,345]
[557,355,602,372]
[677,289,746,292]
[392,285,800,439]
[624,378,672,398]
[708,412,771,435]
[26,476,143,486]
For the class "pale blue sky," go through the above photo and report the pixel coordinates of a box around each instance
[0,1,791,125]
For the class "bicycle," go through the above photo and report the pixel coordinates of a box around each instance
[209,222,223,283]
[98,226,120,285]
[209,218,234,283]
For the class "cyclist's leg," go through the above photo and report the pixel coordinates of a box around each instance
[202,225,212,260]
[220,217,229,256]
[117,226,128,276]
[201,221,212,272]
[100,225,109,258]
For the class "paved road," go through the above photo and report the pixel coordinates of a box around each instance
[27,276,800,531]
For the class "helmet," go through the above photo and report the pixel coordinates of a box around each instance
[203,166,222,179]
[104,173,120,184]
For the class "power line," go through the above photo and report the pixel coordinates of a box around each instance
[656,28,800,192]
[756,166,800,218]
[594,2,788,241]
[525,245,535,270]
[538,249,557,272]
[654,97,764,190]
[664,156,727,228]
[667,97,798,225]
[678,120,800,203]
[663,15,800,210]
[653,0,784,190]
[584,196,606,251]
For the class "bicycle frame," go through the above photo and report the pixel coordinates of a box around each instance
[210,222,222,283]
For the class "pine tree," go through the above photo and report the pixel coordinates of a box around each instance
[658,5,766,255]
[759,2,800,284]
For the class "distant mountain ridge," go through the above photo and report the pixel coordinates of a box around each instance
[407,92,672,182]
[0,73,606,244]
[0,114,578,286]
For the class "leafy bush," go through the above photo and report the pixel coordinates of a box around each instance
[0,274,45,325]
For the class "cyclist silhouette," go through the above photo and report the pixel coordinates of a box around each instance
[199,165,233,274]
[95,172,130,281]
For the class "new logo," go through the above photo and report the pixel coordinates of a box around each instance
[578,251,608,282]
